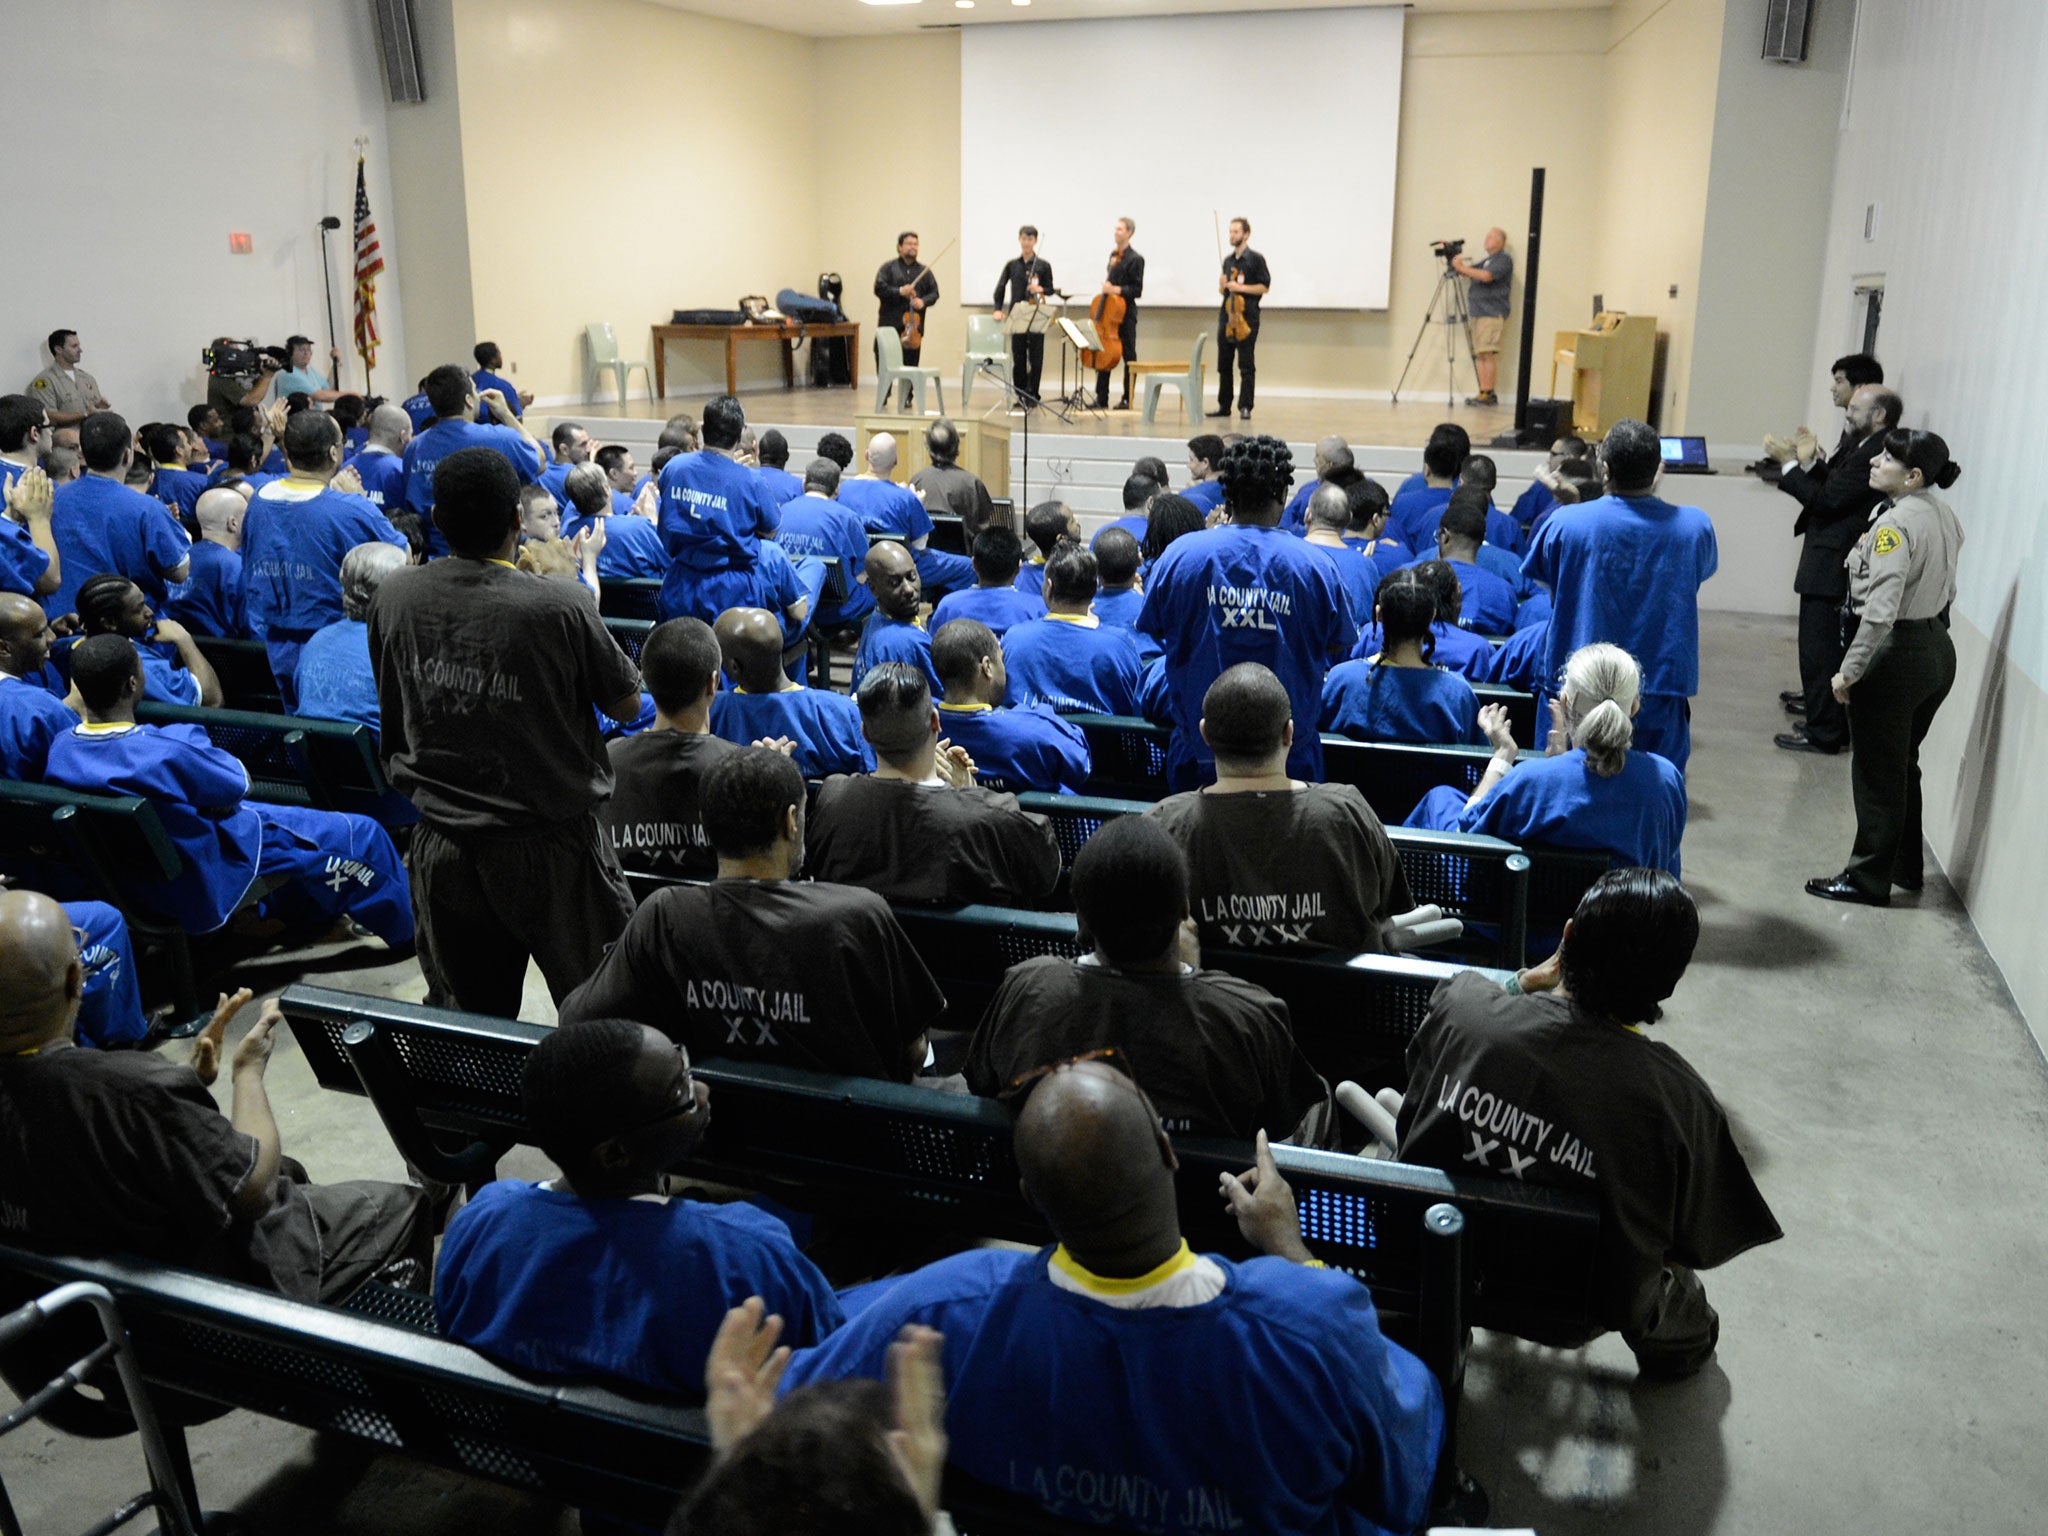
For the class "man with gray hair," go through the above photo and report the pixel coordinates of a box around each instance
[562,462,666,581]
[294,542,409,730]
[349,403,414,513]
[1281,436,1359,536]
[910,417,998,544]
[1450,228,1513,406]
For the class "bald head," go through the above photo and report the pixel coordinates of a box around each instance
[714,606,789,693]
[195,486,245,539]
[0,891,83,1049]
[1013,1062,1178,1256]
[367,403,413,450]
[866,433,898,474]
[1306,483,1351,533]
[1314,435,1349,477]
[0,591,47,644]
[864,539,921,620]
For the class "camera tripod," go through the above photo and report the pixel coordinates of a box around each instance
[1391,256,1479,406]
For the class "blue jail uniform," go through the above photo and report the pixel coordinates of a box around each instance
[65,900,145,1049]
[293,620,381,732]
[855,614,943,700]
[1406,747,1687,877]
[138,652,201,706]
[1002,616,1145,716]
[537,458,574,510]
[782,1246,1442,1536]
[1091,514,1149,549]
[1015,561,1047,599]
[1400,557,1516,636]
[754,465,803,507]
[1473,542,1531,600]
[348,448,409,514]
[161,540,247,638]
[561,512,668,582]
[1477,622,1550,692]
[1184,479,1226,517]
[47,477,190,619]
[655,451,782,624]
[0,504,50,599]
[1514,590,1553,633]
[837,477,973,596]
[1484,504,1520,554]
[342,428,369,458]
[1321,662,1483,746]
[402,419,545,556]
[1509,481,1557,550]
[42,722,412,942]
[710,688,874,779]
[437,1179,843,1398]
[934,703,1092,794]
[1138,525,1349,784]
[1092,587,1145,632]
[469,368,523,417]
[1522,492,1717,775]
[1279,479,1315,536]
[777,495,875,626]
[1351,621,1493,677]
[0,673,77,779]
[1310,542,1380,639]
[401,393,435,430]
[242,480,407,703]
[931,584,1047,638]
[1386,483,1451,552]
[147,465,209,526]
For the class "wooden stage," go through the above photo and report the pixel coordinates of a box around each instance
[559,384,1521,451]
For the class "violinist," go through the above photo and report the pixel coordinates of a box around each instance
[876,231,940,405]
[1094,217,1145,412]
[1212,216,1271,422]
[993,225,1055,408]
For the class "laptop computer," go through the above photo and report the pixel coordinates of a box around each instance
[1659,436,1715,475]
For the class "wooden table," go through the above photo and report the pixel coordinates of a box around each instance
[649,320,861,398]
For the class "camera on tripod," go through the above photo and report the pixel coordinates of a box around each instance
[1430,239,1466,262]
[202,339,282,378]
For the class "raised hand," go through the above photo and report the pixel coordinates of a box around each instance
[230,998,282,1079]
[885,1325,948,1520]
[704,1298,790,1451]
[1219,1130,1312,1263]
[330,465,366,498]
[190,986,254,1086]
[934,740,977,789]
[1478,702,1517,757]
[4,465,53,524]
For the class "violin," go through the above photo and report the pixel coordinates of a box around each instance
[1081,248,1127,373]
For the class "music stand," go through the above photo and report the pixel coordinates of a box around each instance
[999,299,1058,416]
[1052,315,1105,420]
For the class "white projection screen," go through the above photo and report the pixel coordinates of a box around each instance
[960,7,1405,312]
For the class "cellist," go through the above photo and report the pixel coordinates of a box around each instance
[1093,217,1145,412]
[1213,216,1271,422]
[875,231,939,407]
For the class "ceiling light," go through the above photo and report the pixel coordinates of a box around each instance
[1013,0,1030,7]
[956,1,974,8]
[857,1,922,8]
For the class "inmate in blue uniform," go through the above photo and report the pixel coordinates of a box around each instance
[1321,662,1482,745]
[161,540,246,638]
[1401,556,1516,635]
[0,513,50,599]
[854,614,943,700]
[782,1246,1442,1536]
[1014,561,1048,600]
[1351,621,1493,677]
[43,722,413,942]
[1003,616,1145,716]
[1472,541,1530,600]
[837,477,973,594]
[64,901,145,1049]
[935,702,1091,794]
[400,393,435,430]
[1522,492,1718,772]
[242,481,407,703]
[0,674,75,778]
[1475,621,1550,692]
[293,620,381,731]
[1092,587,1145,632]
[1138,525,1349,784]
[436,1180,843,1398]
[48,477,190,618]
[1386,483,1451,552]
[932,584,1046,639]
[536,458,575,510]
[349,449,409,513]
[468,368,523,417]
[709,688,874,779]
[147,465,208,526]
[1509,480,1556,550]
[1278,479,1315,536]
[402,419,545,556]
[1184,479,1226,517]
[1407,747,1687,877]
[655,451,782,624]
[1090,513,1149,549]
[136,651,200,706]
[777,496,875,626]
[754,464,802,507]
[561,512,667,581]
[1310,543,1378,638]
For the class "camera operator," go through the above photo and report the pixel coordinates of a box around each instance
[1449,228,1513,407]
[275,335,346,404]
[204,337,284,416]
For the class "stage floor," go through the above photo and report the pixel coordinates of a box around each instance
[558,384,1519,449]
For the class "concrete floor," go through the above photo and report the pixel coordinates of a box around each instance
[5,610,2045,1534]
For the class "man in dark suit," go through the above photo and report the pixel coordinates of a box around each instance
[1766,378,1900,754]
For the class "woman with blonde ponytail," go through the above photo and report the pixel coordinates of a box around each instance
[1402,643,1689,874]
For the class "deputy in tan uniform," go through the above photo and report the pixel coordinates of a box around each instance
[1806,429,1964,907]
[25,330,110,427]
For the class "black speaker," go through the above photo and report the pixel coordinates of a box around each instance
[1523,398,1565,442]
[371,0,426,104]
[1762,0,1813,63]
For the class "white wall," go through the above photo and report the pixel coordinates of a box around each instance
[1806,0,2048,1036]
[7,2,408,419]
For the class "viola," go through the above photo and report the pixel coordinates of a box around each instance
[896,236,956,353]
[1081,249,1127,373]
[1216,211,1252,343]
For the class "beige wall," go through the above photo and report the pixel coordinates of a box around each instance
[385,0,475,389]
[445,0,822,402]
[1587,0,1725,431]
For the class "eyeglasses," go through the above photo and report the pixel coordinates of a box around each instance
[1001,1047,1132,1106]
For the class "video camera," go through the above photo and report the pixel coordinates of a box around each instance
[202,339,283,378]
[1430,239,1466,261]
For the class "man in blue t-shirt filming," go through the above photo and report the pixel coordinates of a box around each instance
[783,1056,1443,1534]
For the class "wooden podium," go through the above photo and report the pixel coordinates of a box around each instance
[1550,312,1657,436]
[853,414,1010,501]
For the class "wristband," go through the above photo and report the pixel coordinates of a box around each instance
[1504,974,1522,996]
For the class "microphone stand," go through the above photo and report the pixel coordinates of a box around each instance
[317,214,343,389]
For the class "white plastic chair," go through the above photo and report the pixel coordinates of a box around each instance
[1139,333,1210,425]
[586,322,653,406]
[961,314,1012,409]
[875,326,944,416]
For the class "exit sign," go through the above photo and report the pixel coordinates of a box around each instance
[228,232,253,254]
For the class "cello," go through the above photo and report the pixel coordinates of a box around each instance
[1080,247,1126,373]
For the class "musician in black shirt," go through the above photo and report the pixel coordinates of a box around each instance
[1212,217,1272,421]
[1094,217,1145,411]
[992,225,1055,408]
[875,231,940,406]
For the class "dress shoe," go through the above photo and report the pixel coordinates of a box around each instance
[1238,406,1252,420]
[1779,690,1802,704]
[1208,406,1232,418]
[1805,875,1889,906]
[1113,397,1131,411]
[1783,697,1807,716]
[1775,731,1839,754]
[1893,874,1925,892]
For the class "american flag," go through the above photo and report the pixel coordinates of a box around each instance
[352,155,384,371]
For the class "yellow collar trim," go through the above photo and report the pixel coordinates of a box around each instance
[1045,611,1097,626]
[76,722,136,735]
[486,558,517,569]
[1050,1241,1196,1295]
[937,701,994,714]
